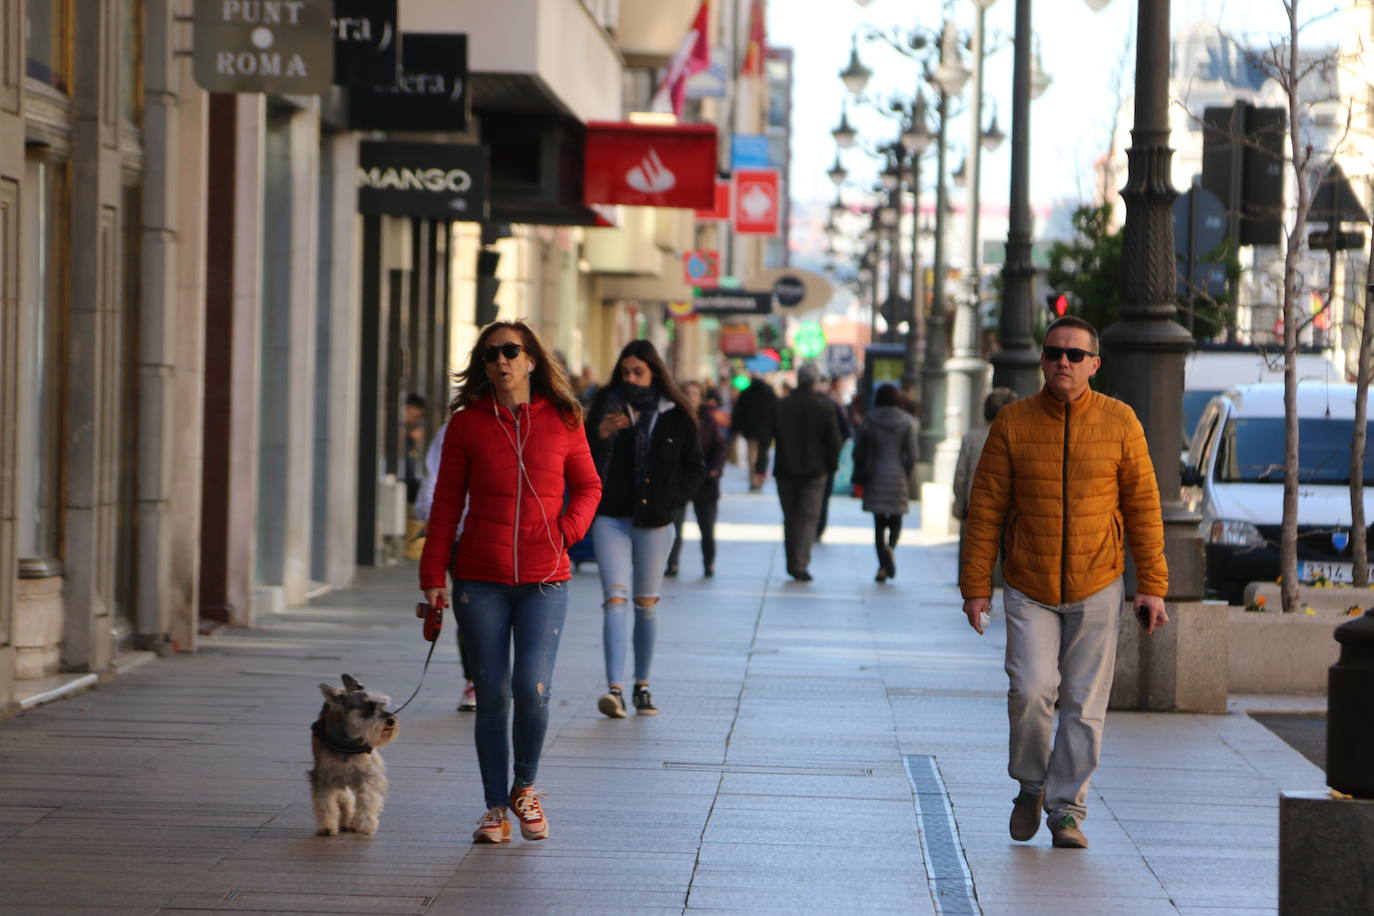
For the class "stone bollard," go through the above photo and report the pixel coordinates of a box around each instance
[1109,600,1228,713]
[1278,607,1374,914]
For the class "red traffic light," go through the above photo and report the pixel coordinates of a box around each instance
[1045,292,1068,317]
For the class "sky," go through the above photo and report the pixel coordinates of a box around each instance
[770,0,1352,215]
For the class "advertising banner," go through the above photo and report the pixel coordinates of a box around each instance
[332,0,399,88]
[356,141,487,220]
[720,324,758,357]
[694,179,731,221]
[694,290,772,316]
[682,250,720,286]
[733,168,781,235]
[350,33,467,130]
[584,122,717,210]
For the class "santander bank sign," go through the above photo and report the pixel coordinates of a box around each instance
[584,123,717,210]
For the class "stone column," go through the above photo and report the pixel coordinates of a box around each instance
[0,0,24,710]
[168,0,208,652]
[200,94,264,627]
[313,133,360,589]
[63,0,124,673]
[132,0,181,654]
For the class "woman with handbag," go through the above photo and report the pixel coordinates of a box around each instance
[420,320,601,845]
[852,384,920,582]
[586,341,706,718]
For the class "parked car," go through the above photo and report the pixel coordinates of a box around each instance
[1183,382,1374,603]
[1183,345,1344,459]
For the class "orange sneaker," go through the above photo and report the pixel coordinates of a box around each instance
[472,807,510,844]
[509,785,549,841]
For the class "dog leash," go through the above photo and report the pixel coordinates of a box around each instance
[390,602,445,715]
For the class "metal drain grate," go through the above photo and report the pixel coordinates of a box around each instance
[904,754,980,916]
[662,761,878,777]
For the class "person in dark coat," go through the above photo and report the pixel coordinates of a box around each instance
[853,383,920,582]
[753,364,841,582]
[815,376,853,542]
[666,381,727,577]
[586,341,707,718]
[730,375,777,490]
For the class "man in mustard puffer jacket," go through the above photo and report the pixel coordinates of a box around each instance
[960,316,1169,850]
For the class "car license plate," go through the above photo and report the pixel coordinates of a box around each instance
[1298,561,1374,583]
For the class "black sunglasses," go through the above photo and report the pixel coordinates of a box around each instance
[1042,346,1096,364]
[483,342,524,363]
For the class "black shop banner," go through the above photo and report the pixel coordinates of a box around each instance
[693,290,773,316]
[332,0,398,88]
[349,32,467,130]
[357,141,488,221]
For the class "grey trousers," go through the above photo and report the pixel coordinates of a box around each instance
[776,475,827,576]
[1003,578,1123,823]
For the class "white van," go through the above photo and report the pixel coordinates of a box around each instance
[1183,381,1374,603]
[1183,346,1344,451]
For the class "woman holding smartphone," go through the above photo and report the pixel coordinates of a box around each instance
[586,341,706,718]
[420,320,601,845]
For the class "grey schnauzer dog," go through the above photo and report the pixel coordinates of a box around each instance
[309,674,398,836]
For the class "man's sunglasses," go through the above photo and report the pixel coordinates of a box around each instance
[1041,346,1097,364]
[483,343,524,362]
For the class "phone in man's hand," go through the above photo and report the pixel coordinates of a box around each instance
[1135,603,1151,632]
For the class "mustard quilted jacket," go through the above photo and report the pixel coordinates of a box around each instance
[959,388,1168,605]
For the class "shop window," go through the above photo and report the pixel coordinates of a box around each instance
[26,1,72,92]
[17,157,69,575]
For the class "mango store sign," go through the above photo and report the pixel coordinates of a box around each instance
[194,0,334,94]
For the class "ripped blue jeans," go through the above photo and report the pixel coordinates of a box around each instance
[453,579,568,810]
[591,515,676,686]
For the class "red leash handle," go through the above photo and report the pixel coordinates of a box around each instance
[416,601,444,642]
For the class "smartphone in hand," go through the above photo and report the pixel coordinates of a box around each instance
[1135,603,1151,633]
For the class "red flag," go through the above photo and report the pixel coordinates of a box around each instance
[650,1,711,117]
[741,0,766,77]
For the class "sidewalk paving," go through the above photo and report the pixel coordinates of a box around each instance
[0,467,1324,915]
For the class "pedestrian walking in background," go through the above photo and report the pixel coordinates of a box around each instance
[815,376,853,543]
[753,363,840,582]
[960,316,1169,850]
[952,386,1019,575]
[414,420,478,714]
[586,341,706,718]
[420,320,602,845]
[403,393,429,505]
[729,374,776,488]
[852,384,919,583]
[665,380,727,578]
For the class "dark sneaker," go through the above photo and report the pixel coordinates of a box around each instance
[1049,814,1088,849]
[508,785,549,841]
[1010,791,1043,841]
[633,685,658,716]
[597,686,627,719]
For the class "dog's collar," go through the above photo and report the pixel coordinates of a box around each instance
[311,719,373,755]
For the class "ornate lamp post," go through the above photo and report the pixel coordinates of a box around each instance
[1099,0,1204,598]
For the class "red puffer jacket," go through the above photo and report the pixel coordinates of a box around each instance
[419,394,601,589]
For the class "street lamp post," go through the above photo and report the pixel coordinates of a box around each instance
[934,0,998,483]
[990,0,1042,396]
[902,99,930,397]
[918,85,953,465]
[1101,0,1204,599]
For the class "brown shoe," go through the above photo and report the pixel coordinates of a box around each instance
[1049,815,1088,849]
[1009,792,1043,841]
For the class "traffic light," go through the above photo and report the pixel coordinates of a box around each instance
[1045,292,1068,317]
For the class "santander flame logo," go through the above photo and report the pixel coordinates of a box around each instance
[626,148,677,193]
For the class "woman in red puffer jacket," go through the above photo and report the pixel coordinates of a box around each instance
[420,319,601,846]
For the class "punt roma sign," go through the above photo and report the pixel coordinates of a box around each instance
[193,0,333,95]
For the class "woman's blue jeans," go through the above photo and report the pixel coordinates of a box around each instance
[453,579,568,810]
[591,515,675,686]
